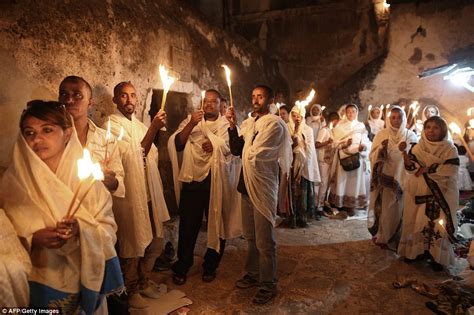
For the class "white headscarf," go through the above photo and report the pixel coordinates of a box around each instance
[332,104,366,142]
[421,105,440,122]
[368,106,385,135]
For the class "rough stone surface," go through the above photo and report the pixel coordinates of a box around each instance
[0,0,286,174]
[151,216,455,314]
[358,1,474,122]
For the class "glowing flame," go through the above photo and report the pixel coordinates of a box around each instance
[329,122,333,130]
[449,122,462,135]
[77,150,93,180]
[386,104,391,109]
[91,162,104,181]
[321,106,326,112]
[159,64,175,92]
[201,90,206,99]
[383,0,390,9]
[117,126,124,141]
[410,101,418,109]
[468,107,474,116]
[368,105,372,112]
[439,219,444,226]
[222,65,232,87]
[380,105,384,111]
[305,89,316,103]
[387,111,392,118]
[105,118,111,140]
[248,112,252,118]
[469,119,474,129]
[401,105,406,110]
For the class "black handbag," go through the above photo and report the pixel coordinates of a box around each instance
[338,149,360,171]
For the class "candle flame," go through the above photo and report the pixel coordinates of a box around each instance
[410,101,418,109]
[380,104,384,111]
[91,162,104,180]
[386,104,391,109]
[439,219,444,226]
[321,105,326,112]
[468,107,474,116]
[77,149,93,180]
[105,118,111,140]
[305,89,316,103]
[401,105,406,110]
[329,122,333,130]
[368,105,372,111]
[117,126,124,141]
[383,0,390,9]
[159,64,175,92]
[248,112,252,118]
[387,111,392,118]
[201,90,206,99]
[449,122,462,135]
[222,65,232,87]
[469,119,474,129]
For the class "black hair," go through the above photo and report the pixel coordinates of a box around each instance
[113,81,134,97]
[253,85,274,100]
[279,105,290,113]
[60,76,92,99]
[424,116,448,140]
[205,89,222,99]
[328,112,340,122]
[20,100,72,130]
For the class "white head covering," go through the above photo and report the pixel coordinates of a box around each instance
[421,105,440,122]
[307,104,322,122]
[385,105,407,144]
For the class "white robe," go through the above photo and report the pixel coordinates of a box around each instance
[0,208,31,307]
[242,114,293,225]
[329,118,371,208]
[289,115,320,184]
[1,129,122,313]
[458,155,473,190]
[368,106,418,244]
[398,131,459,266]
[368,106,385,136]
[107,111,170,258]
[306,104,326,144]
[168,115,242,251]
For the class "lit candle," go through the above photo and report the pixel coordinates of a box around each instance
[469,119,474,129]
[467,107,474,116]
[66,149,93,218]
[222,65,233,108]
[201,90,206,110]
[104,118,111,162]
[69,162,104,218]
[321,105,326,112]
[367,105,372,120]
[159,64,176,111]
[449,122,474,160]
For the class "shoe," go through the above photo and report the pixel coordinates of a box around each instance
[430,260,444,272]
[128,292,149,309]
[252,288,276,304]
[139,281,166,299]
[153,257,172,271]
[235,274,259,289]
[173,273,187,286]
[202,270,217,283]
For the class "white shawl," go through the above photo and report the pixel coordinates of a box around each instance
[305,104,326,141]
[289,107,320,183]
[0,208,31,307]
[368,106,385,136]
[242,114,292,225]
[1,129,120,312]
[168,115,242,251]
[107,111,170,258]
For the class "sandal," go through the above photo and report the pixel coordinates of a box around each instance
[252,288,276,305]
[172,273,186,286]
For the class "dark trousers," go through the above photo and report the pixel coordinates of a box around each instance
[172,176,226,276]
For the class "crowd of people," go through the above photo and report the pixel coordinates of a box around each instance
[0,76,472,312]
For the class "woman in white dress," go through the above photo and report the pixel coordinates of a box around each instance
[367,106,385,140]
[368,106,418,248]
[398,116,459,271]
[456,145,473,191]
[328,104,371,216]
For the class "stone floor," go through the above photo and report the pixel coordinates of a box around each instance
[151,214,463,314]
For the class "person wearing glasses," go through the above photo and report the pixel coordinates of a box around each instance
[1,100,123,313]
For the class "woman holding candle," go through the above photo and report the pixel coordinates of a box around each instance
[398,116,459,271]
[289,105,321,227]
[328,104,371,216]
[0,101,123,313]
[368,106,417,248]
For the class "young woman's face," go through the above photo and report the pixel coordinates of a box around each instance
[279,109,289,123]
[370,108,380,119]
[291,111,302,124]
[424,121,443,142]
[22,116,71,165]
[346,106,358,121]
[389,110,403,129]
[424,106,438,119]
[311,106,321,116]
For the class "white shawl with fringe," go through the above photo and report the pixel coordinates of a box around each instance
[1,129,119,308]
[0,208,31,306]
[168,115,242,251]
[242,114,293,225]
[107,111,170,258]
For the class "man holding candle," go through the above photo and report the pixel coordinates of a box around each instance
[58,76,125,197]
[108,81,170,308]
[168,89,241,285]
[226,85,292,304]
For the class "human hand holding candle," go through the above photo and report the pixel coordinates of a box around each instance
[68,162,104,219]
[225,106,237,129]
[449,122,474,160]
[222,65,233,108]
[66,149,94,218]
[159,64,176,111]
[57,217,79,240]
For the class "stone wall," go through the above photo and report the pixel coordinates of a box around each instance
[0,0,286,212]
[228,0,388,107]
[358,1,474,124]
